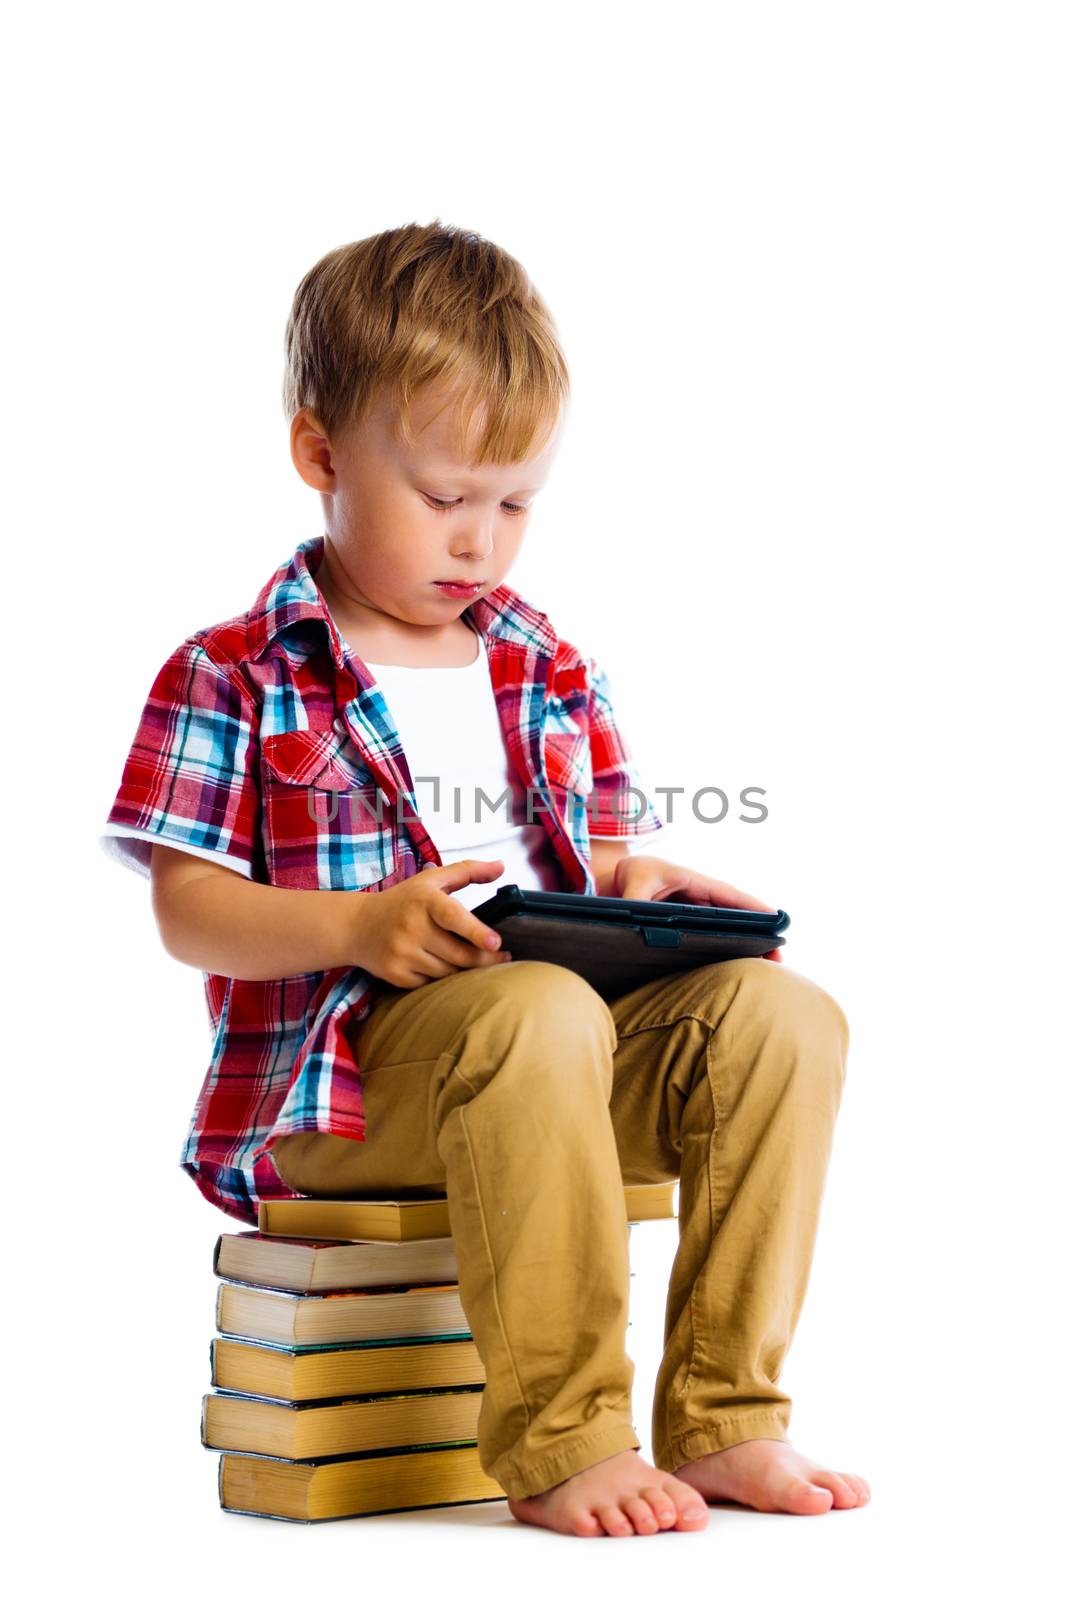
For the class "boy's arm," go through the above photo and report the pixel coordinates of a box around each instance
[150,844,369,980]
[149,843,508,984]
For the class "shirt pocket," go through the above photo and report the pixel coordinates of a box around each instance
[259,728,401,892]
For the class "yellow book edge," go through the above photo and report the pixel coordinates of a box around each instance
[259,1180,678,1243]
[219,1443,505,1520]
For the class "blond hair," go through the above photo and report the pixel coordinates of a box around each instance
[282,219,569,465]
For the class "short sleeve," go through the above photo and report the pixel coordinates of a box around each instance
[585,655,665,840]
[99,637,262,880]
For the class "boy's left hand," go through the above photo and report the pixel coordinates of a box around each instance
[609,854,783,962]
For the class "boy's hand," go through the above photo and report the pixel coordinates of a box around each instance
[351,859,514,988]
[608,854,783,962]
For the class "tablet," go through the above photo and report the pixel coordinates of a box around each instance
[472,885,789,1000]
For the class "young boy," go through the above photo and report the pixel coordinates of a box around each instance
[101,220,869,1537]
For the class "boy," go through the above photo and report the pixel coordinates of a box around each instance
[101,220,868,1537]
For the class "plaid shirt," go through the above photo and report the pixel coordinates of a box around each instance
[101,534,664,1223]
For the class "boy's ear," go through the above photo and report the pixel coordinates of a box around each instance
[290,408,336,492]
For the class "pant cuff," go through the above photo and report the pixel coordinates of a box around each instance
[660,1407,791,1471]
[492,1419,642,1499]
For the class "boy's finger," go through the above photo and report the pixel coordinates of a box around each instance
[432,893,505,952]
[429,857,507,892]
[706,880,776,913]
[426,927,509,969]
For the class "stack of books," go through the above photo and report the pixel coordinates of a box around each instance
[204,1181,678,1522]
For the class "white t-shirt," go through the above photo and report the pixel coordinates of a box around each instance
[364,629,566,912]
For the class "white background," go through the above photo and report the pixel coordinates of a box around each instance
[7,2,1063,1594]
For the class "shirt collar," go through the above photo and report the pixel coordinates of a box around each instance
[246,533,557,672]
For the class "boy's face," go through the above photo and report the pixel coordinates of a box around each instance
[290,381,562,639]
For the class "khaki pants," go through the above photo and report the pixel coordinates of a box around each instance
[272,956,849,1500]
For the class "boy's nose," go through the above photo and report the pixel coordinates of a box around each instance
[451,519,495,559]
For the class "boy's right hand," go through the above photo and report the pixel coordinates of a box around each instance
[349,858,513,988]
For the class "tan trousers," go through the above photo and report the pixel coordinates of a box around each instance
[271,956,849,1500]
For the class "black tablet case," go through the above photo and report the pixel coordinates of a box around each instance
[472,885,789,1000]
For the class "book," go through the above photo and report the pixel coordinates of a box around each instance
[214,1230,460,1292]
[258,1179,678,1244]
[218,1442,504,1521]
[214,1230,637,1297]
[216,1279,469,1346]
[211,1332,487,1401]
[202,1383,484,1459]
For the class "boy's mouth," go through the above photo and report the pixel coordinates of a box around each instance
[433,580,483,597]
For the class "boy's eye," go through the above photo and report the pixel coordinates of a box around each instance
[425,495,529,516]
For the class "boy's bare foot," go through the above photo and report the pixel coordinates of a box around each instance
[507,1447,711,1537]
[671,1438,871,1514]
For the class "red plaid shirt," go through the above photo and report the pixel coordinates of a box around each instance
[101,534,664,1222]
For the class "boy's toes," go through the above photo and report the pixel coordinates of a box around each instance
[811,1471,863,1509]
[622,1495,661,1534]
[664,1480,710,1529]
[641,1487,679,1527]
[594,1504,635,1536]
[781,1476,835,1514]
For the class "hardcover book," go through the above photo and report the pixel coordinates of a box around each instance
[211,1332,487,1402]
[218,1441,505,1521]
[257,1180,678,1243]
